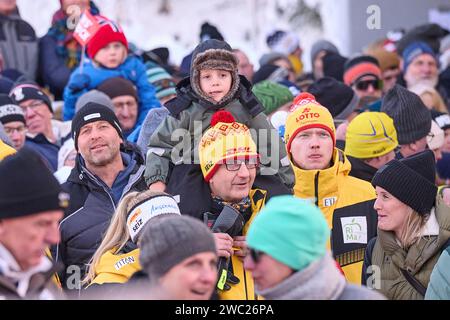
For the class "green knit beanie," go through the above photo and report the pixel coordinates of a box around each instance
[247,195,330,271]
[252,80,293,115]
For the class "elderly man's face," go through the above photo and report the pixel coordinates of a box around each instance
[112,95,138,131]
[0,210,63,271]
[209,160,257,203]
[404,54,438,88]
[19,99,52,136]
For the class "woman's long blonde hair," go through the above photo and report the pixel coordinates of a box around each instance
[83,190,169,285]
[397,207,430,250]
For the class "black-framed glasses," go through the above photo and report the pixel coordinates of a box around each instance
[355,79,383,91]
[223,158,259,171]
[248,247,265,263]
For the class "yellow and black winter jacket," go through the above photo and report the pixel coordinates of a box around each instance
[218,188,267,300]
[88,189,267,300]
[292,148,378,284]
[89,248,141,286]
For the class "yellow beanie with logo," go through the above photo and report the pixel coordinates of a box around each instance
[285,92,336,153]
[199,111,259,181]
[345,112,398,159]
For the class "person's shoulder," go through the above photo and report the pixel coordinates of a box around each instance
[341,174,376,198]
[121,55,145,68]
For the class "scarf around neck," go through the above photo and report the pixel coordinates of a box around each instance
[257,253,346,300]
[47,1,100,69]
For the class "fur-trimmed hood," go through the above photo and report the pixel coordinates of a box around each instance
[189,39,240,105]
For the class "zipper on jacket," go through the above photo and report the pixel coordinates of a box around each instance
[314,172,319,207]
[81,168,116,211]
[242,263,249,300]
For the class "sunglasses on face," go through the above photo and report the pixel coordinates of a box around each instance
[354,79,383,91]
[248,247,265,263]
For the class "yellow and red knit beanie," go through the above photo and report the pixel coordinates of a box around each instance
[285,92,336,153]
[199,110,259,181]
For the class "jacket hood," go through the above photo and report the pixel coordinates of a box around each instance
[189,39,240,106]
[291,148,359,215]
[175,74,253,110]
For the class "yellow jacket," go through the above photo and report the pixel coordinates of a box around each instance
[88,189,267,298]
[219,189,267,300]
[90,248,141,286]
[0,140,15,161]
[292,149,377,284]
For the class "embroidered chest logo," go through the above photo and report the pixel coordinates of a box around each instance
[323,196,337,207]
[340,216,367,244]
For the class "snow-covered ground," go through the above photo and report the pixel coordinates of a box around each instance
[17,0,334,71]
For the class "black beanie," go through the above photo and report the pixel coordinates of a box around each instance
[372,150,437,215]
[0,94,25,125]
[71,102,123,150]
[199,22,224,42]
[9,82,53,114]
[97,77,138,102]
[323,51,347,82]
[308,77,358,120]
[381,85,431,145]
[0,147,69,219]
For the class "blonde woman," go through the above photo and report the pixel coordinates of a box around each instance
[409,84,448,114]
[83,190,181,288]
[362,150,450,300]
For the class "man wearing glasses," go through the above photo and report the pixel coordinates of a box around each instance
[9,82,68,171]
[0,94,26,150]
[172,112,268,300]
[344,55,383,100]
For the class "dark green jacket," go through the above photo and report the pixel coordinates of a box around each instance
[363,194,450,300]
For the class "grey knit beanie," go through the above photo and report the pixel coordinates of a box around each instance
[75,90,114,114]
[381,85,431,145]
[310,40,339,67]
[139,215,216,280]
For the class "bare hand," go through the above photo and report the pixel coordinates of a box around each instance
[443,188,450,207]
[213,233,234,258]
[149,181,166,192]
[233,236,247,259]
